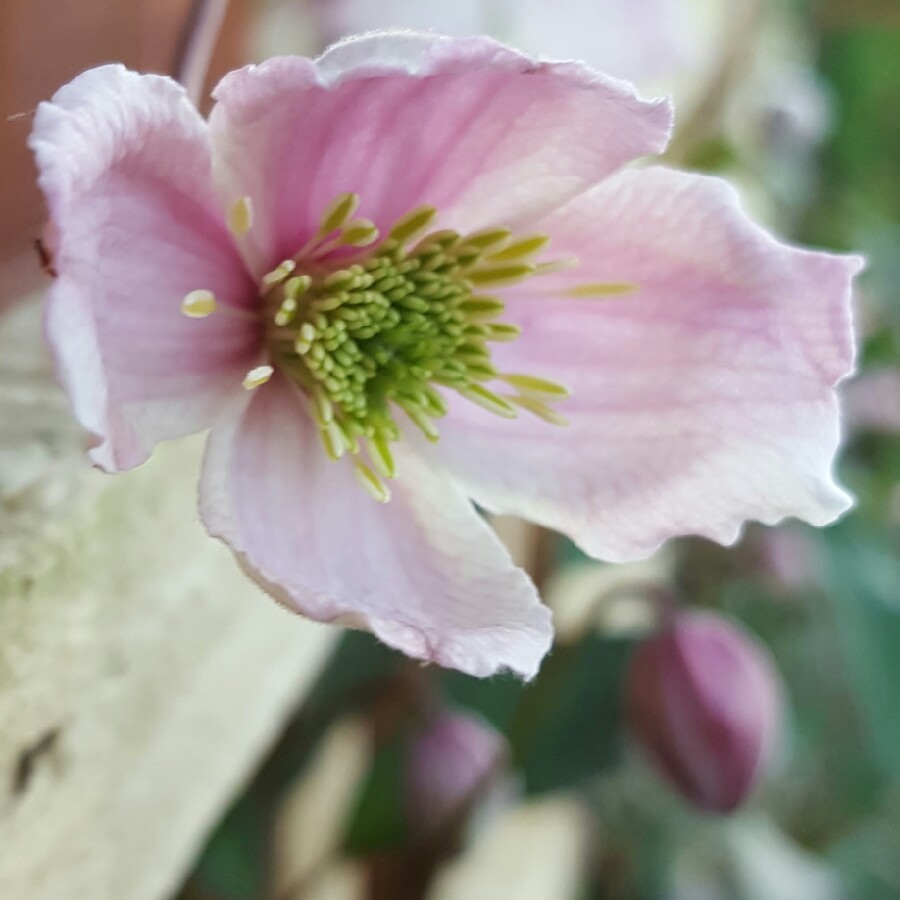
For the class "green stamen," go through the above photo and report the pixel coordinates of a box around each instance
[254,196,578,498]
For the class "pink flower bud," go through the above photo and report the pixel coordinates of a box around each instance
[404,710,507,833]
[625,611,783,813]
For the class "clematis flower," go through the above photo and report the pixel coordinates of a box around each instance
[30,33,860,680]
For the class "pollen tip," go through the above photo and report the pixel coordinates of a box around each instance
[389,205,438,245]
[261,259,297,290]
[467,263,535,288]
[486,233,550,263]
[319,192,361,237]
[500,374,571,398]
[341,219,380,247]
[564,281,638,298]
[228,196,254,236]
[535,257,579,275]
[354,459,391,503]
[181,289,217,318]
[459,384,518,419]
[510,394,569,426]
[320,421,346,460]
[242,364,274,390]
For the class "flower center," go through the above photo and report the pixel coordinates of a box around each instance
[185,193,639,502]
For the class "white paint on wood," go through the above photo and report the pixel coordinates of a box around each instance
[0,301,336,900]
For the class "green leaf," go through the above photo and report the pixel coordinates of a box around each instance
[823,528,900,776]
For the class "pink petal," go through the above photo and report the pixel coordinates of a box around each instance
[208,32,671,274]
[427,167,861,561]
[199,376,552,679]
[30,65,259,472]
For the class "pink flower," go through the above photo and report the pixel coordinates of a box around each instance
[624,611,783,813]
[30,33,859,679]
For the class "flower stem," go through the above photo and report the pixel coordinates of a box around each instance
[172,0,231,106]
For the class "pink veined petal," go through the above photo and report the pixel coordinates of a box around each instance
[199,376,552,679]
[425,167,862,562]
[208,31,672,274]
[30,64,259,472]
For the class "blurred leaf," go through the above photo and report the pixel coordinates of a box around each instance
[511,637,634,794]
[188,795,266,900]
[822,529,900,777]
[829,816,900,900]
[723,815,845,900]
[442,671,526,734]
[682,136,740,173]
[344,739,408,855]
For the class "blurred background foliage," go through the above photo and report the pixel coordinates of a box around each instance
[89,0,897,897]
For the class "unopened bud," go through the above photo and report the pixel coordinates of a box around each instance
[404,710,507,834]
[625,611,783,814]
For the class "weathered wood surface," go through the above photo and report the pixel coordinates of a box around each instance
[0,299,336,900]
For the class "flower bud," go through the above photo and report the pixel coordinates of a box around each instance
[625,611,783,813]
[404,710,507,834]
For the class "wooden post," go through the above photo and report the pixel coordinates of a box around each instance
[0,299,335,900]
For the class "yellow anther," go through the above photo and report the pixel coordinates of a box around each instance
[320,420,346,461]
[509,394,569,426]
[421,385,448,417]
[459,384,518,418]
[242,365,274,390]
[336,419,360,454]
[274,297,298,327]
[500,374,571,398]
[228,196,253,236]
[354,459,391,503]
[534,258,579,275]
[341,219,380,247]
[284,274,312,300]
[460,227,512,252]
[265,193,582,489]
[484,323,521,342]
[487,234,549,263]
[262,259,297,289]
[459,296,505,319]
[181,289,217,318]
[564,281,638,298]
[311,386,334,425]
[319,192,360,236]
[389,205,438,245]
[367,435,397,479]
[403,405,441,442]
[468,264,535,288]
[413,229,459,254]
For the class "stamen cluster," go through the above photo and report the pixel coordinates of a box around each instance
[259,197,568,499]
[184,194,575,502]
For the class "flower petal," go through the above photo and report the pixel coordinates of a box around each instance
[30,64,258,472]
[199,376,552,679]
[427,167,861,561]
[208,32,671,273]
